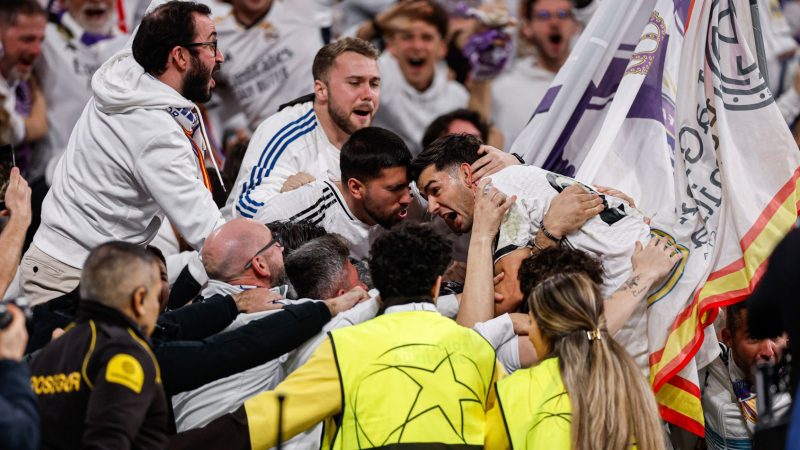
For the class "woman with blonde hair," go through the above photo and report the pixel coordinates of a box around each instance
[485,271,665,450]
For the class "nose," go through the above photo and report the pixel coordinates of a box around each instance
[216,47,225,64]
[427,197,439,214]
[400,189,412,205]
[32,40,43,58]
[410,35,426,51]
[359,83,375,102]
[758,339,776,361]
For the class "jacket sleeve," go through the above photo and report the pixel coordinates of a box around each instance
[81,343,162,450]
[168,338,342,450]
[156,301,332,395]
[0,360,39,450]
[231,117,305,219]
[133,129,225,252]
[155,294,239,341]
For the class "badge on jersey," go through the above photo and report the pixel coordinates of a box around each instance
[105,353,144,394]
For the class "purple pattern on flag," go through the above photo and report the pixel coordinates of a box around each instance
[628,35,669,122]
[673,0,692,28]
[534,85,561,115]
[541,57,630,176]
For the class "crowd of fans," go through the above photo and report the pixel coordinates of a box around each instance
[0,0,798,449]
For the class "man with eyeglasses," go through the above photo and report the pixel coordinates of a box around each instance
[171,218,370,435]
[490,0,580,145]
[21,1,228,306]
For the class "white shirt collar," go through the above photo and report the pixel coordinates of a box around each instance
[384,302,438,314]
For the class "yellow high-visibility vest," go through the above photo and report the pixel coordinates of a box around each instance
[496,357,572,449]
[323,309,497,449]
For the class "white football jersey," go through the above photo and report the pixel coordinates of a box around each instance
[33,15,127,183]
[251,180,377,260]
[214,1,323,130]
[490,56,554,148]
[226,98,342,219]
[489,165,652,369]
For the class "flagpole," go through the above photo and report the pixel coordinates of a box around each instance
[749,0,770,86]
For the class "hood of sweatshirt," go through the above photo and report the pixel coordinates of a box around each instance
[91,41,194,115]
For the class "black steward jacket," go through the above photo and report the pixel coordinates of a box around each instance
[30,301,168,450]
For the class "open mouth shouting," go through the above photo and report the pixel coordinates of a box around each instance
[84,5,108,19]
[396,205,409,220]
[408,57,425,67]
[440,210,462,232]
[352,104,373,123]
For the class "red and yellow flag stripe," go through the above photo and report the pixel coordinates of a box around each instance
[650,167,800,434]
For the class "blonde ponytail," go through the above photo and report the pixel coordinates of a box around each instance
[529,273,665,450]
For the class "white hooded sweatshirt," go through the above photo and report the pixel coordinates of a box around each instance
[33,33,224,269]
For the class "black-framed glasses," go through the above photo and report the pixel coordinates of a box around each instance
[183,40,218,57]
[243,237,282,270]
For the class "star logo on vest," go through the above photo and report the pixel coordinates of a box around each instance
[350,344,486,446]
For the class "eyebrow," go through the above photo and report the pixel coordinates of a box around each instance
[345,76,382,81]
[207,31,217,40]
[421,180,435,196]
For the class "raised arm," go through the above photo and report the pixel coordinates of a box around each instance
[604,235,682,335]
[0,168,31,298]
[458,178,515,327]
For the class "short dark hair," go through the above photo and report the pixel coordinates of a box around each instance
[409,133,482,183]
[132,1,211,76]
[81,242,159,308]
[145,245,166,266]
[286,235,351,299]
[392,0,449,39]
[265,221,327,256]
[422,109,489,148]
[522,0,540,21]
[0,0,45,27]
[725,302,748,334]
[518,247,605,313]
[370,222,452,304]
[340,127,412,183]
[312,37,380,83]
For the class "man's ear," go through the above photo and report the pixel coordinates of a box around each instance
[131,286,147,319]
[430,275,442,302]
[347,177,366,199]
[720,327,733,347]
[250,256,271,279]
[384,33,397,54]
[314,79,328,103]
[169,46,190,72]
[520,18,535,42]
[436,39,447,60]
[459,162,475,187]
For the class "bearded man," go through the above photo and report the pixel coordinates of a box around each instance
[226,37,382,219]
[21,1,227,306]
